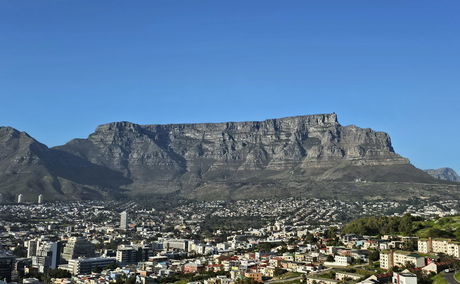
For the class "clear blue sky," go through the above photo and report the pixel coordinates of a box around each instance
[1,0,459,172]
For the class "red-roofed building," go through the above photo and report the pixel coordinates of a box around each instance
[183,263,204,274]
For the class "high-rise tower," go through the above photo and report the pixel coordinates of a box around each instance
[120,211,128,230]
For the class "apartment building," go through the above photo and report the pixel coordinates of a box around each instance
[380,251,394,269]
[66,257,116,275]
[418,238,460,258]
[380,251,425,269]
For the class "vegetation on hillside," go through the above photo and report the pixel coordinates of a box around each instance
[454,271,460,283]
[342,215,460,239]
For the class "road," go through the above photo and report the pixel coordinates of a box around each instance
[264,268,334,283]
[265,276,302,283]
[443,271,459,284]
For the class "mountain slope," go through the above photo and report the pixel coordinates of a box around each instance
[425,167,460,182]
[0,127,129,202]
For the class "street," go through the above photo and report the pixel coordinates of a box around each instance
[443,271,458,284]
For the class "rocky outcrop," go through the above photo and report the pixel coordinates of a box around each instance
[55,113,433,195]
[0,113,452,201]
[425,168,460,182]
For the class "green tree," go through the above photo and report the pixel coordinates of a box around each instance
[368,249,380,262]
[13,246,27,257]
[402,239,418,251]
[125,275,136,284]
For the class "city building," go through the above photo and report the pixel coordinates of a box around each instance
[380,251,394,269]
[163,239,189,251]
[17,194,23,203]
[336,271,363,281]
[25,239,38,258]
[380,251,425,269]
[418,238,460,258]
[183,263,204,274]
[393,271,417,284]
[38,194,43,204]
[120,211,128,230]
[31,241,62,273]
[65,257,116,275]
[334,255,351,266]
[0,254,15,282]
[62,237,96,261]
[116,245,140,265]
[22,278,40,284]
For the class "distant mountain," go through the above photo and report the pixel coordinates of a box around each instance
[1,113,458,201]
[425,168,460,182]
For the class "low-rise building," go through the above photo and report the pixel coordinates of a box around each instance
[393,271,417,284]
[65,257,116,275]
[336,271,364,281]
[183,262,204,274]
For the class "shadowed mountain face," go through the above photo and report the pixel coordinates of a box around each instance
[1,114,457,201]
[425,168,460,182]
[0,127,130,202]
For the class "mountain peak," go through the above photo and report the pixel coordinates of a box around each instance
[425,167,460,182]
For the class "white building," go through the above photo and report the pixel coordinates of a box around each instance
[38,194,43,204]
[120,211,128,230]
[418,238,460,258]
[393,271,417,284]
[334,255,351,266]
[380,251,425,269]
[17,194,23,203]
[65,257,116,275]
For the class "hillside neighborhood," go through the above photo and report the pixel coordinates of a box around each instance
[0,198,459,284]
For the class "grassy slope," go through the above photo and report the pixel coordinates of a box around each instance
[432,274,449,284]
[415,216,460,240]
[343,215,460,239]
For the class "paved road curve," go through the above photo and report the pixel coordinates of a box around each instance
[443,271,458,284]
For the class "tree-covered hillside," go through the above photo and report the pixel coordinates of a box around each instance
[342,215,460,239]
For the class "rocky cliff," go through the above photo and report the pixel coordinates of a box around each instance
[0,127,129,201]
[1,113,456,201]
[55,113,436,196]
[425,168,460,182]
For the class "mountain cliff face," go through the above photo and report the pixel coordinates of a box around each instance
[55,113,435,195]
[1,113,455,201]
[0,127,129,202]
[425,168,460,182]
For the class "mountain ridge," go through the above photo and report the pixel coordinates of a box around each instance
[425,167,460,182]
[1,113,458,201]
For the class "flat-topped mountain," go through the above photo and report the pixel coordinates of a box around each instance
[1,114,458,201]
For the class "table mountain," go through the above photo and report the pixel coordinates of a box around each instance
[1,113,458,201]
